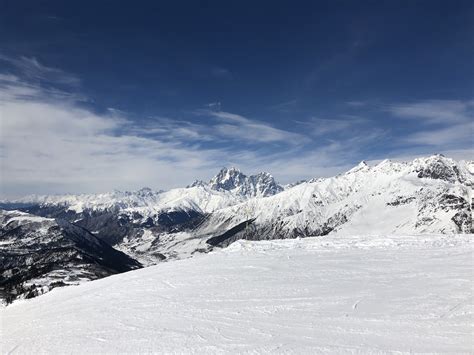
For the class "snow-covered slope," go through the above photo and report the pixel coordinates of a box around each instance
[0,210,141,303]
[2,234,472,353]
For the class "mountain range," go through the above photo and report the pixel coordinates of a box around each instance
[1,154,472,303]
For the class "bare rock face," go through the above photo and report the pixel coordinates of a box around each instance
[413,154,464,183]
[209,167,284,197]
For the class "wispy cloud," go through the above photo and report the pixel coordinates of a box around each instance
[131,110,308,147]
[204,110,308,145]
[387,100,473,124]
[0,71,86,103]
[401,122,473,146]
[387,99,473,149]
[0,54,81,86]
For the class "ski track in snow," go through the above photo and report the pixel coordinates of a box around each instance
[1,234,473,354]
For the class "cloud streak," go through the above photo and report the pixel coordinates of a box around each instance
[205,110,308,145]
[0,54,81,86]
[387,100,473,124]
[387,99,474,150]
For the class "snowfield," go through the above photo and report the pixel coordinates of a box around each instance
[2,234,473,354]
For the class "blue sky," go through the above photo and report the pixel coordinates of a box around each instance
[0,0,473,197]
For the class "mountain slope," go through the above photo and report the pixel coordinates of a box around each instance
[192,155,473,248]
[0,210,141,303]
[2,234,472,353]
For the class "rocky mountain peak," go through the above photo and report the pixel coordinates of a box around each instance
[208,167,283,197]
[209,167,247,191]
[412,155,460,183]
[249,172,284,197]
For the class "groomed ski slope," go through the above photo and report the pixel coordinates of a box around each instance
[2,234,473,354]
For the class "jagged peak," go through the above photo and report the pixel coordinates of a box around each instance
[209,167,247,191]
[207,167,283,197]
[346,160,370,174]
[210,166,245,181]
[211,166,244,179]
[412,155,461,183]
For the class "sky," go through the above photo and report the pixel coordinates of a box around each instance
[0,0,473,197]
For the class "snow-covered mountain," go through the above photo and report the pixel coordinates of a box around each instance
[1,155,472,302]
[196,155,473,248]
[0,210,142,303]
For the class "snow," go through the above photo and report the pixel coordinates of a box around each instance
[196,155,473,238]
[2,234,472,354]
